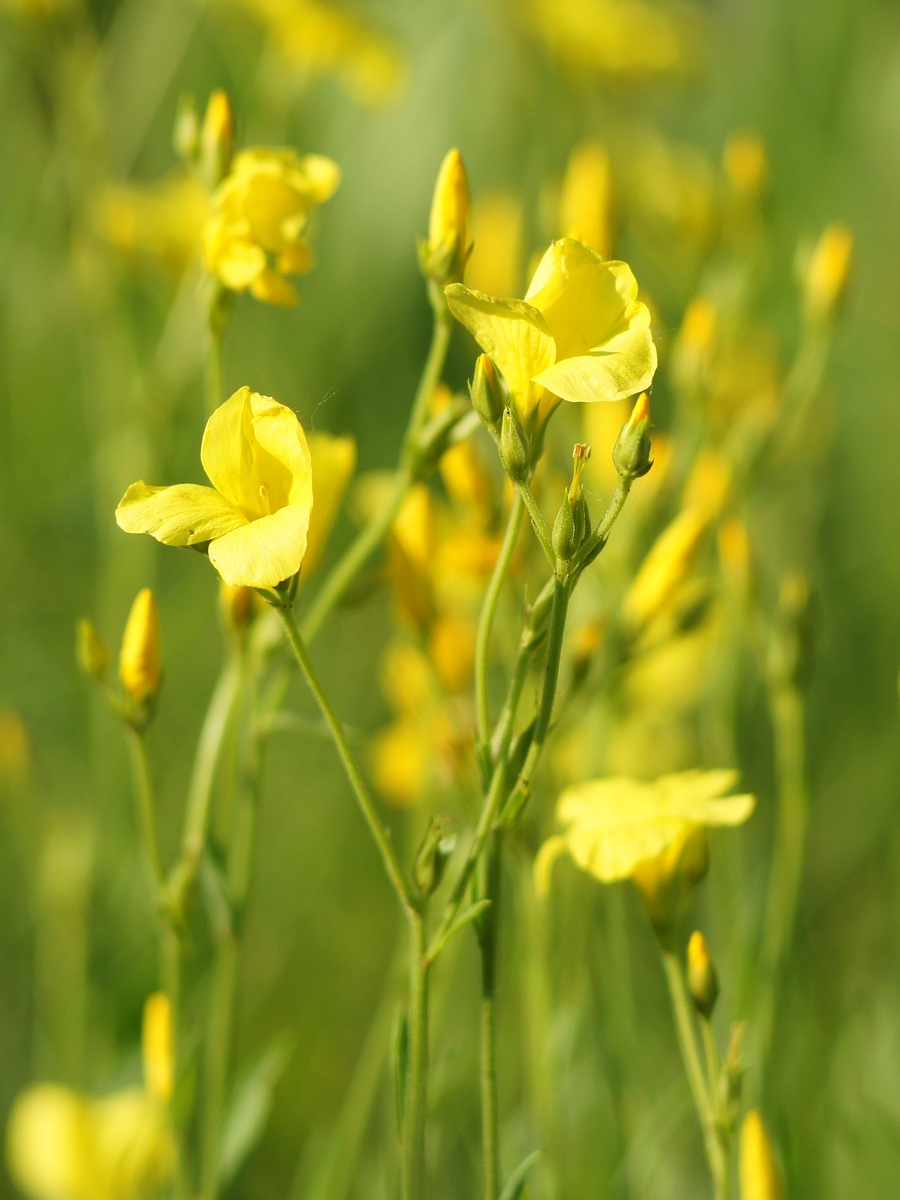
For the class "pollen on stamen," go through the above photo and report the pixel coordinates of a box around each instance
[258,483,271,514]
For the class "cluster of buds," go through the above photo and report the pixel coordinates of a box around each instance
[77,589,163,733]
[552,443,592,562]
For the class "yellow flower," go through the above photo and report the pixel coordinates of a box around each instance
[116,387,314,589]
[623,506,710,630]
[535,768,754,893]
[205,147,340,305]
[225,0,404,107]
[466,191,524,299]
[6,997,174,1200]
[90,174,209,276]
[141,994,173,1106]
[446,237,656,418]
[304,432,356,575]
[424,148,471,283]
[559,140,613,258]
[803,223,853,325]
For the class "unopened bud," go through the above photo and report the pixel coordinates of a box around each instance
[119,589,162,726]
[552,488,578,561]
[686,930,720,1017]
[498,406,530,483]
[422,148,470,284]
[142,992,173,1104]
[219,583,261,634]
[739,1110,783,1200]
[803,223,853,326]
[469,355,506,428]
[414,817,457,898]
[200,89,234,189]
[76,618,110,680]
[173,94,200,165]
[612,392,652,478]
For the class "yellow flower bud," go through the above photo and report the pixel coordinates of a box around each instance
[76,617,110,680]
[686,930,719,1017]
[142,992,174,1104]
[739,1110,783,1200]
[724,129,768,201]
[633,824,709,942]
[624,507,710,630]
[612,392,652,478]
[201,88,235,188]
[803,223,853,325]
[119,589,162,718]
[424,148,471,283]
[559,140,613,257]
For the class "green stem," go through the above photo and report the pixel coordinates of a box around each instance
[169,654,244,914]
[478,839,502,1200]
[429,578,570,961]
[661,951,726,1200]
[754,675,807,1089]
[276,605,417,914]
[402,910,430,1200]
[570,475,634,575]
[301,306,452,644]
[476,493,525,748]
[513,480,555,566]
[125,728,166,895]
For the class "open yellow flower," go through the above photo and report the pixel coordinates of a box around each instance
[446,237,656,418]
[205,147,340,305]
[116,387,314,589]
[535,768,754,893]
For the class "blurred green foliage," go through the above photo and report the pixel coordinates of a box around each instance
[1,0,899,1196]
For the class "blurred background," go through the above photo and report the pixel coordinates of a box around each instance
[1,0,898,1196]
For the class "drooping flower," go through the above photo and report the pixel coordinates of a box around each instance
[205,147,340,305]
[446,236,656,418]
[116,387,314,589]
[535,768,754,893]
[6,994,174,1200]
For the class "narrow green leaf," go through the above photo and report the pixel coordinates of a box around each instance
[499,1149,543,1200]
[219,1033,295,1184]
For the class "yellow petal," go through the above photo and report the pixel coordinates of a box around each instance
[205,222,266,289]
[533,835,568,897]
[250,268,299,306]
[444,284,555,414]
[115,481,246,546]
[7,1084,95,1200]
[526,238,645,347]
[208,502,311,588]
[200,388,312,519]
[534,325,657,403]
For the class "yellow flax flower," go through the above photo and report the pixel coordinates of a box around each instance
[6,995,174,1200]
[535,768,754,893]
[205,147,340,305]
[446,236,656,418]
[116,387,314,589]
[304,432,356,575]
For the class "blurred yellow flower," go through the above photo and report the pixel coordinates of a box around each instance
[524,0,705,79]
[304,432,356,575]
[0,708,30,791]
[6,994,174,1200]
[536,768,753,893]
[446,237,656,417]
[116,387,314,589]
[623,506,710,629]
[225,0,404,106]
[559,140,613,258]
[205,147,340,305]
[466,191,524,299]
[90,175,209,275]
[739,1109,783,1200]
[803,223,853,325]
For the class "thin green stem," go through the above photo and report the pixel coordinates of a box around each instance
[661,951,726,1200]
[125,728,166,894]
[402,910,430,1200]
[276,605,417,914]
[169,655,244,913]
[478,840,502,1200]
[513,480,555,566]
[700,1017,720,1112]
[301,306,452,644]
[476,493,525,748]
[754,675,807,1089]
[570,475,634,575]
